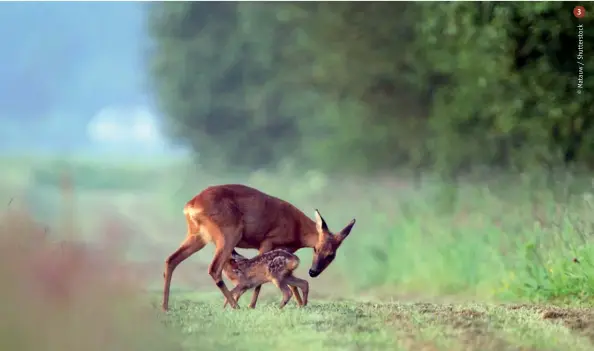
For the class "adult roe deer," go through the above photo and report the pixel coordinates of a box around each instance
[222,249,309,309]
[162,184,356,310]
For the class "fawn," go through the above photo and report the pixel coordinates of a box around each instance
[222,249,309,309]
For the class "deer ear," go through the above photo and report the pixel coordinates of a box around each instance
[314,209,329,233]
[337,219,356,242]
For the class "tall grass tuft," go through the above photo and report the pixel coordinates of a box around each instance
[331,173,594,303]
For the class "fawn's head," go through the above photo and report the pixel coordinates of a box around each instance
[309,209,356,278]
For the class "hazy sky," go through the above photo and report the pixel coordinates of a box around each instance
[0,2,172,154]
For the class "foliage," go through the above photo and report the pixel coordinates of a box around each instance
[148,2,594,174]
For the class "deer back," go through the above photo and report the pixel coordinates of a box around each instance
[186,184,318,250]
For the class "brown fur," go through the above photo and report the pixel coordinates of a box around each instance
[162,184,356,311]
[222,249,309,309]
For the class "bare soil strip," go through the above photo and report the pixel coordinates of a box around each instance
[384,302,594,351]
[502,304,594,349]
[394,303,519,351]
[386,304,445,351]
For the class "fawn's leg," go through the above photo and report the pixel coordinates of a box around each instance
[233,286,250,305]
[223,284,237,309]
[272,279,293,309]
[162,235,207,311]
[224,284,247,309]
[248,243,274,308]
[285,275,309,307]
[207,224,243,309]
[249,285,262,309]
[249,280,302,308]
[289,286,303,306]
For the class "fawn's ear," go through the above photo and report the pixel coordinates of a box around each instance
[314,209,329,234]
[337,219,356,243]
[231,249,246,260]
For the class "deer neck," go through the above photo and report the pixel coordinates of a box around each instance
[285,203,320,248]
[299,217,319,248]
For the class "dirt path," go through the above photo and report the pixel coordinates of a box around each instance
[387,302,594,351]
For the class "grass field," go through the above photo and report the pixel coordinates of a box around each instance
[1,155,594,350]
[160,293,594,350]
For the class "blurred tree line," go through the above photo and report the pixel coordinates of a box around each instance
[147,2,594,175]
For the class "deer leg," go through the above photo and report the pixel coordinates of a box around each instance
[273,279,293,309]
[162,235,207,311]
[208,227,242,309]
[285,275,309,307]
[210,248,240,309]
[162,236,206,312]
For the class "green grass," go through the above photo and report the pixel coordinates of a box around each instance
[160,293,594,351]
[162,293,397,350]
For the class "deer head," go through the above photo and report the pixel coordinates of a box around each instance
[309,209,356,278]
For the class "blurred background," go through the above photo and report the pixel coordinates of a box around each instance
[1,2,594,301]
